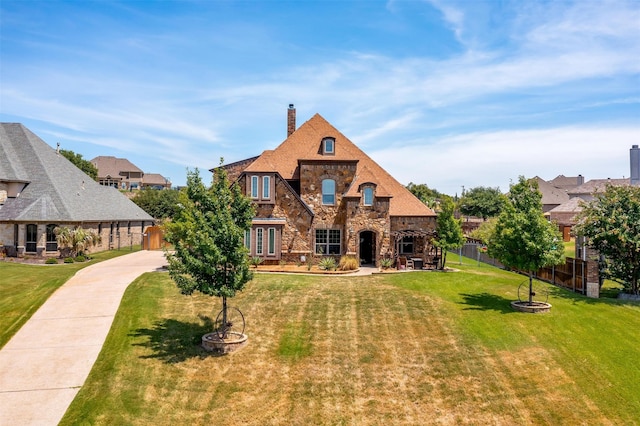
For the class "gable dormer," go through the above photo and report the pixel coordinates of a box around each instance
[322,137,335,156]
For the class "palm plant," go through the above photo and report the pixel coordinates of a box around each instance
[54,226,101,257]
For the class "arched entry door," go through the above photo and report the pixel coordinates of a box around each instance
[359,231,376,265]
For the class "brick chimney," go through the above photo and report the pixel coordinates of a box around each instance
[287,104,296,137]
[631,144,640,186]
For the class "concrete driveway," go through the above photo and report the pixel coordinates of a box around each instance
[0,250,167,426]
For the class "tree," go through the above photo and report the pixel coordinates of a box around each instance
[433,197,465,269]
[458,186,506,220]
[54,226,101,257]
[574,185,640,295]
[132,187,183,220]
[488,177,564,304]
[469,217,498,245]
[60,149,98,180]
[406,182,444,209]
[163,166,255,337]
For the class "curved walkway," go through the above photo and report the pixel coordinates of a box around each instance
[0,250,167,426]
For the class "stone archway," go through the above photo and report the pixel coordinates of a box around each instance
[359,231,376,265]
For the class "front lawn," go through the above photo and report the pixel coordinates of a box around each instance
[61,258,639,425]
[0,248,141,349]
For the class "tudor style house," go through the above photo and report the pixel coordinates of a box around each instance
[217,106,437,267]
[0,123,154,258]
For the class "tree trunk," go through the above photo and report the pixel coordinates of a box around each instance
[528,271,533,305]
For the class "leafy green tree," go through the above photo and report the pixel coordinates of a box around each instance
[163,166,255,337]
[406,182,444,209]
[132,187,182,220]
[489,177,564,304]
[433,197,465,269]
[469,217,498,245]
[459,186,506,220]
[574,185,640,295]
[60,149,98,180]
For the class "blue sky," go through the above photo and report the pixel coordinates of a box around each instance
[1,0,639,195]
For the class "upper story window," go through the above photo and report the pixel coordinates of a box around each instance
[363,187,374,206]
[322,179,336,205]
[249,174,273,202]
[323,137,335,155]
[262,176,270,199]
[251,176,259,198]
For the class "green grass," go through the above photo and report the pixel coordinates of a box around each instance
[61,260,640,425]
[0,248,142,349]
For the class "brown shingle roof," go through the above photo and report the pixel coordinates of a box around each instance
[534,176,570,206]
[245,114,435,217]
[91,156,143,178]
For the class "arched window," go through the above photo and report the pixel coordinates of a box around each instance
[46,224,58,251]
[363,187,374,206]
[322,179,335,205]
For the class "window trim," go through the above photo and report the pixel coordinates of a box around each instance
[322,179,336,205]
[323,137,335,155]
[315,228,341,255]
[262,176,271,199]
[244,229,251,250]
[251,176,259,198]
[256,228,264,255]
[26,224,37,253]
[399,236,414,255]
[363,187,374,206]
[268,227,276,255]
[45,224,58,252]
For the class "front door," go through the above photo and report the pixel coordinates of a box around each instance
[359,231,376,265]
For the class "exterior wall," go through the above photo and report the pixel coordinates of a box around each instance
[0,220,150,258]
[251,176,313,263]
[345,196,392,263]
[391,216,437,259]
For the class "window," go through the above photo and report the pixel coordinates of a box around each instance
[26,224,37,253]
[323,137,335,154]
[244,229,251,250]
[46,224,58,251]
[322,179,335,205]
[262,176,271,199]
[127,222,131,235]
[268,228,276,255]
[399,236,414,254]
[256,228,264,255]
[315,229,341,255]
[251,176,259,198]
[363,187,374,206]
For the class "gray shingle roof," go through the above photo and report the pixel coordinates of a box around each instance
[0,123,154,222]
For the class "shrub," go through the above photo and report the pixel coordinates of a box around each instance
[64,257,74,263]
[74,255,86,262]
[380,258,394,270]
[318,257,337,271]
[45,258,58,264]
[250,257,263,268]
[338,255,358,271]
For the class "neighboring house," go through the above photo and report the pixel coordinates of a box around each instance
[92,156,144,190]
[141,173,171,190]
[533,176,571,213]
[548,174,585,193]
[216,106,437,267]
[0,123,155,258]
[567,178,631,202]
[91,156,171,190]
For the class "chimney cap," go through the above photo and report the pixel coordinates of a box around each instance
[289,104,294,109]
[632,144,639,149]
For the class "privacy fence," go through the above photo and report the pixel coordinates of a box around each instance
[457,242,599,297]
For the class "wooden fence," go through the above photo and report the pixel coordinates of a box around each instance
[457,243,596,296]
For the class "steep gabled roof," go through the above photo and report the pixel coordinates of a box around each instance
[245,114,435,217]
[533,176,570,206]
[0,123,154,222]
